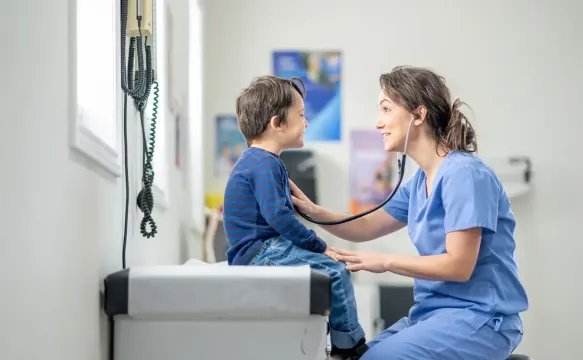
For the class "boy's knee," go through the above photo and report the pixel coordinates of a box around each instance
[328,263,354,287]
[326,259,349,275]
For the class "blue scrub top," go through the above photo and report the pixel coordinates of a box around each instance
[384,150,528,332]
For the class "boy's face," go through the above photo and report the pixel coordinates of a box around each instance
[280,91,308,149]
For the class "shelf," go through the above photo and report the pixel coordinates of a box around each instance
[487,156,532,200]
[503,181,531,199]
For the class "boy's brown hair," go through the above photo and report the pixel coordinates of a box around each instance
[235,75,306,145]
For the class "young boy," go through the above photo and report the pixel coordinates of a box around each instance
[222,75,368,359]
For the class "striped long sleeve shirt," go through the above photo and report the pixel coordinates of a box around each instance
[223,147,327,265]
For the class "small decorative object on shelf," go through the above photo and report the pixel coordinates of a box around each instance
[509,156,532,183]
[490,156,532,199]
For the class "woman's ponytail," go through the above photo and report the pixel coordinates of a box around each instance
[443,98,477,153]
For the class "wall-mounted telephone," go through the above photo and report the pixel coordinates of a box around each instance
[120,0,159,269]
[126,0,154,37]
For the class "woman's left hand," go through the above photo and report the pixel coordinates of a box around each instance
[331,247,390,273]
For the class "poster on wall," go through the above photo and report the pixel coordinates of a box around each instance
[349,130,397,215]
[272,50,342,142]
[214,114,247,177]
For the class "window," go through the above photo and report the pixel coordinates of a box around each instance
[143,0,169,209]
[73,0,121,176]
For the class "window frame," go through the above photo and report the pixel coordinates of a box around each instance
[70,0,122,177]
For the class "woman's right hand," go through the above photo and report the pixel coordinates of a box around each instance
[289,179,318,217]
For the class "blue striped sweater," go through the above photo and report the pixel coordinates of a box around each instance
[223,147,327,265]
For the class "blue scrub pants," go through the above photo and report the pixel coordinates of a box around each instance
[362,309,523,360]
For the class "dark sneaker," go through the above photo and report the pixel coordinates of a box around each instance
[329,338,368,359]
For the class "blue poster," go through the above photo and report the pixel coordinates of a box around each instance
[214,114,247,177]
[272,50,342,142]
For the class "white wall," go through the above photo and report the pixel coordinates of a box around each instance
[0,0,203,359]
[202,0,583,357]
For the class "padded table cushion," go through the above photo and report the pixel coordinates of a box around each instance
[103,264,330,318]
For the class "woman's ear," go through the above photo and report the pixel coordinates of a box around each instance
[412,106,428,126]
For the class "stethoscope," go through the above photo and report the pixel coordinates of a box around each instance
[295,117,415,225]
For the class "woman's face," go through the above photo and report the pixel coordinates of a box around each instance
[376,89,414,152]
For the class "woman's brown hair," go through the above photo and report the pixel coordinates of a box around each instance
[379,65,477,154]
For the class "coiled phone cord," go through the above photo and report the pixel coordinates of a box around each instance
[120,0,146,98]
[137,81,159,239]
[120,0,157,270]
[131,38,158,239]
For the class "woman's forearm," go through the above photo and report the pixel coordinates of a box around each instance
[310,205,375,242]
[384,253,474,282]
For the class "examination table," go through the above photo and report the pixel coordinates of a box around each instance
[103,260,332,360]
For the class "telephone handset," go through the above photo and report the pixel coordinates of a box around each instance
[120,0,159,269]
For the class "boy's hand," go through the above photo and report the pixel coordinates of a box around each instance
[324,248,340,262]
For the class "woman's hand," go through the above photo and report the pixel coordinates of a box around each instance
[323,248,340,262]
[289,179,317,216]
[331,247,390,273]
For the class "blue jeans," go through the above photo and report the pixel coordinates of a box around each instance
[250,236,366,349]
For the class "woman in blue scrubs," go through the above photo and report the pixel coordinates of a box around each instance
[290,65,529,360]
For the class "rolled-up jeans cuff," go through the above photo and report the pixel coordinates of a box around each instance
[330,326,365,349]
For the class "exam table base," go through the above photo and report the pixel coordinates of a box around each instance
[112,316,329,360]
